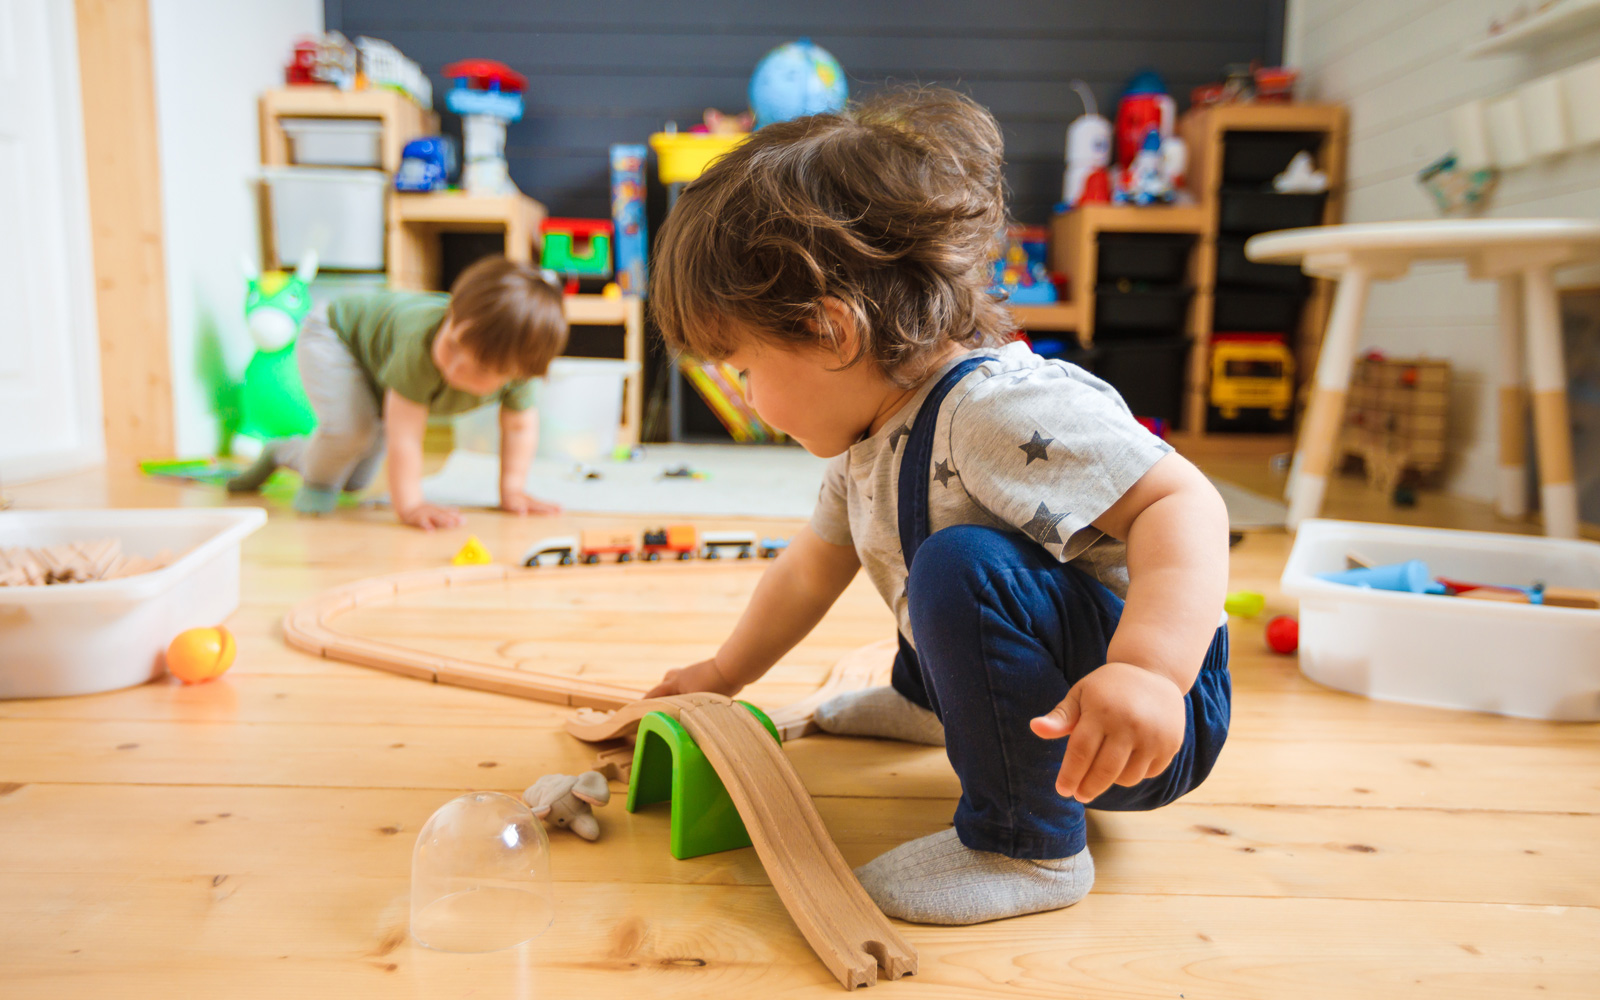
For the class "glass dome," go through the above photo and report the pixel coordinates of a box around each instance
[410,791,554,952]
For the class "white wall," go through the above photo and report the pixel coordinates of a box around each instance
[1287,0,1600,502]
[149,0,323,458]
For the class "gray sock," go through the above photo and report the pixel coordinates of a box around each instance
[226,444,281,494]
[855,828,1093,925]
[814,685,946,746]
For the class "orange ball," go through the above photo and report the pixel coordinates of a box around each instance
[166,626,236,684]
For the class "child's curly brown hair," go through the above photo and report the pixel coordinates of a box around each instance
[652,87,1012,388]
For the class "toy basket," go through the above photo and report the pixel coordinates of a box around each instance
[649,132,749,185]
[1281,519,1600,721]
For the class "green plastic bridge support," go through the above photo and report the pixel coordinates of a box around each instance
[626,701,781,860]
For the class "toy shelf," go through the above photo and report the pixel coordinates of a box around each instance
[1048,204,1208,343]
[259,86,435,174]
[1174,102,1348,447]
[385,192,545,291]
[1009,303,1078,332]
[564,295,646,446]
[1465,0,1600,57]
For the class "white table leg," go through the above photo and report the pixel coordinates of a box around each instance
[1495,276,1528,519]
[1522,266,1579,538]
[1287,264,1371,530]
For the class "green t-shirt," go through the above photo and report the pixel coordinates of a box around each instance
[326,292,537,415]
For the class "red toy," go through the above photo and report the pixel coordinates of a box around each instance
[441,58,527,92]
[640,525,698,561]
[1265,615,1299,655]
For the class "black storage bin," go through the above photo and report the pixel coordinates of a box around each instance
[1213,288,1304,332]
[1093,336,1189,427]
[1094,284,1193,334]
[1096,233,1194,283]
[1218,189,1328,235]
[1216,238,1310,292]
[1221,131,1323,185]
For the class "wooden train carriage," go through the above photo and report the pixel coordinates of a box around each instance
[578,529,638,564]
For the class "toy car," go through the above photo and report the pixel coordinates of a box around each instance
[522,536,578,567]
[579,529,637,565]
[758,537,789,559]
[394,136,456,193]
[700,531,756,560]
[1209,333,1295,421]
[641,525,697,561]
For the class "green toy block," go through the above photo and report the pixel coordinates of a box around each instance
[541,232,613,278]
[626,701,781,860]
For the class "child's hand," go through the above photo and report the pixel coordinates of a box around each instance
[499,488,561,516]
[397,502,465,532]
[645,657,744,699]
[1029,662,1186,803]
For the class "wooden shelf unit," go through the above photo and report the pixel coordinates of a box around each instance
[385,191,546,291]
[1177,102,1349,443]
[259,86,436,174]
[1047,204,1209,344]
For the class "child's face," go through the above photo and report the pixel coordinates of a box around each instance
[433,319,514,396]
[724,336,899,458]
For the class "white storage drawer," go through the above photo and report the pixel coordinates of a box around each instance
[280,117,384,167]
[264,167,387,270]
[0,507,266,698]
[1281,519,1600,721]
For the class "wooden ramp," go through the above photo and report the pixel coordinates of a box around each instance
[677,699,917,989]
[568,693,916,989]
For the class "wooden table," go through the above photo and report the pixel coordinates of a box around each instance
[1248,219,1600,537]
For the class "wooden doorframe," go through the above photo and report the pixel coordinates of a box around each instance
[74,0,174,468]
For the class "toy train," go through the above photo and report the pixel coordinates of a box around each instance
[521,527,789,567]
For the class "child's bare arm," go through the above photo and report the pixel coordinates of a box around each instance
[497,406,559,515]
[383,389,463,531]
[1031,452,1229,802]
[646,526,861,698]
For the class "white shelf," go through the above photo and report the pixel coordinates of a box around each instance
[1466,0,1600,58]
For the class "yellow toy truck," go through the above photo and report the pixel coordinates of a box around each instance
[1209,334,1296,423]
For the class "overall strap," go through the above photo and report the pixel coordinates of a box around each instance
[896,357,989,572]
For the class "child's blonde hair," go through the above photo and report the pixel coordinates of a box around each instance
[652,87,1011,387]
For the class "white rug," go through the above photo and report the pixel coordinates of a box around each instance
[418,444,828,518]
[414,442,1288,529]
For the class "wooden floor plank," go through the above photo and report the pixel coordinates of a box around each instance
[4,463,1596,998]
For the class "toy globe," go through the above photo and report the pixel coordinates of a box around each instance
[749,38,848,129]
[411,791,554,953]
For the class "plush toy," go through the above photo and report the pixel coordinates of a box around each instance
[523,771,611,841]
[237,252,319,442]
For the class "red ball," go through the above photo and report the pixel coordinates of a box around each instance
[1265,615,1299,655]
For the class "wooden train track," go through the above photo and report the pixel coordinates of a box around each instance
[282,564,895,737]
[572,693,917,989]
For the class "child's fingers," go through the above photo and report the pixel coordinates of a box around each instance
[1116,752,1153,788]
[1076,735,1134,803]
[1029,691,1081,739]
[1055,722,1103,797]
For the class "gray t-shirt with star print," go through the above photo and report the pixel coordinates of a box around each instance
[809,340,1173,648]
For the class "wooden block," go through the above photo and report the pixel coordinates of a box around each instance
[1542,587,1600,610]
[1459,588,1531,604]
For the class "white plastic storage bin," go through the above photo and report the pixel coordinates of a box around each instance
[537,358,640,462]
[1282,519,1600,721]
[263,167,387,270]
[0,507,266,699]
[280,117,384,167]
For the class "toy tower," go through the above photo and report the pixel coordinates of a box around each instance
[442,59,525,196]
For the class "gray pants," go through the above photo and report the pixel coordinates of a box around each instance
[277,311,386,492]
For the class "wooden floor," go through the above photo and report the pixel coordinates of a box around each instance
[2,462,1597,998]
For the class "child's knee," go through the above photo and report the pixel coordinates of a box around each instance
[906,526,1040,623]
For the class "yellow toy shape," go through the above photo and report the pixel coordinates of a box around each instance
[451,535,494,566]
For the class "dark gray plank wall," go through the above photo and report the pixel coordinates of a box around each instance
[330,0,1285,224]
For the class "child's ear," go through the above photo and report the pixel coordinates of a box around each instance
[817,297,860,364]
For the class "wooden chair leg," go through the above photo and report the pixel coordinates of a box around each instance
[1496,275,1529,519]
[1522,266,1579,538]
[1287,264,1372,529]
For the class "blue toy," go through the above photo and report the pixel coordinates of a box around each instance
[1318,560,1442,594]
[610,144,648,296]
[395,136,457,192]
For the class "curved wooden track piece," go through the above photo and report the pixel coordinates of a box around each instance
[677,699,917,989]
[282,565,894,735]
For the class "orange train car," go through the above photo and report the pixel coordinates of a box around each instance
[640,525,697,561]
[578,529,637,564]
